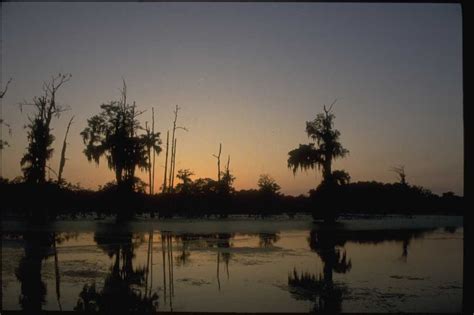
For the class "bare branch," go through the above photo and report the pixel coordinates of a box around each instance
[18,100,38,113]
[327,98,337,113]
[0,78,13,98]
[390,165,407,185]
[323,99,338,115]
[52,73,72,92]
[213,143,222,181]
[176,126,188,132]
[46,165,59,178]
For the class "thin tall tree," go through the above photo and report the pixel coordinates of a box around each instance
[170,138,177,190]
[142,116,162,195]
[162,130,169,193]
[57,116,74,184]
[213,143,222,182]
[167,105,187,191]
[152,107,156,194]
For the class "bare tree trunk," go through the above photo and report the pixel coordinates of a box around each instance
[145,122,152,195]
[213,143,222,182]
[148,143,152,195]
[167,105,187,192]
[322,153,332,184]
[167,139,173,191]
[58,116,74,184]
[163,131,169,193]
[168,106,178,190]
[170,138,177,190]
[152,107,156,194]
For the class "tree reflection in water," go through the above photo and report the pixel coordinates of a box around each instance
[15,231,53,311]
[175,234,192,266]
[288,269,347,313]
[288,224,437,313]
[288,225,350,313]
[13,230,76,311]
[74,227,158,313]
[258,232,280,248]
[217,233,233,282]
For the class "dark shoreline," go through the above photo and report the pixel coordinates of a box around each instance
[1,179,464,220]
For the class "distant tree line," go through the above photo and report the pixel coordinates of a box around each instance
[0,175,464,220]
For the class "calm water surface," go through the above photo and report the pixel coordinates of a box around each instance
[1,215,463,312]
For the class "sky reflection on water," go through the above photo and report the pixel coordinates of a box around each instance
[1,216,463,312]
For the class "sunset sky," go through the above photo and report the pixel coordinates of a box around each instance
[0,3,463,196]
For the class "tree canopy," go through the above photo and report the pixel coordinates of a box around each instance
[288,103,349,186]
[257,174,281,195]
[80,81,161,191]
[175,169,195,193]
[20,74,71,184]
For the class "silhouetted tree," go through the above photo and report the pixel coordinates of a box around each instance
[162,130,170,193]
[218,155,235,194]
[0,77,12,99]
[175,169,194,194]
[213,143,222,182]
[0,118,11,150]
[0,77,13,150]
[151,108,157,194]
[167,105,187,192]
[288,102,349,222]
[20,74,71,184]
[57,116,74,184]
[142,115,162,194]
[391,165,407,185]
[256,174,281,216]
[331,170,351,185]
[257,174,281,195]
[287,101,349,186]
[81,80,160,192]
[192,177,219,194]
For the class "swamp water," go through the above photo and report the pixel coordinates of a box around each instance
[1,215,463,312]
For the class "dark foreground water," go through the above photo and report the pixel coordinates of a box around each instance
[1,215,463,312]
